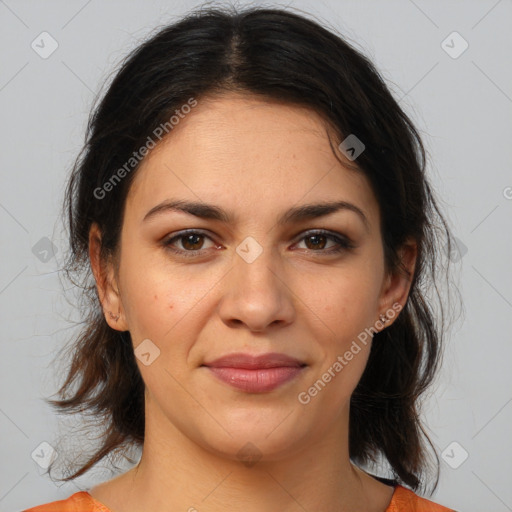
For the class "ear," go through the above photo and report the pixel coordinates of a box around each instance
[88,223,128,331]
[376,238,417,329]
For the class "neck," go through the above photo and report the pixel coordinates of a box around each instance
[90,399,392,512]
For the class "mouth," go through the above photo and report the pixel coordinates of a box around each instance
[201,352,307,393]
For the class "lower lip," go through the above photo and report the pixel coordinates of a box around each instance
[205,366,305,392]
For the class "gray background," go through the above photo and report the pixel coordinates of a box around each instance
[1,1,511,511]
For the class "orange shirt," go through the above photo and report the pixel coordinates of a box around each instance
[22,485,456,511]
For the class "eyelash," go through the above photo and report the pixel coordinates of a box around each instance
[162,229,355,259]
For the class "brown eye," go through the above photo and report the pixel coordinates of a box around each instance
[179,233,206,251]
[303,233,329,250]
[163,230,217,258]
[295,230,355,255]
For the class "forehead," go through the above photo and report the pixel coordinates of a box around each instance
[126,93,380,230]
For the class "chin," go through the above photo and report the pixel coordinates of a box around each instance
[194,411,310,464]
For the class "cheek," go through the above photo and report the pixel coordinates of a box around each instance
[120,269,194,393]
[118,251,213,360]
[306,295,375,414]
[315,269,381,341]
[120,270,169,338]
[116,246,176,349]
[304,260,382,394]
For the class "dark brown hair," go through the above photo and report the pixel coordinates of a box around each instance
[47,4,459,496]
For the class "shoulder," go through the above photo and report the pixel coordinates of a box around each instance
[22,491,112,512]
[386,485,456,512]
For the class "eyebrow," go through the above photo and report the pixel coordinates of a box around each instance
[142,199,370,232]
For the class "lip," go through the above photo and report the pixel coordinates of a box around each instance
[202,352,307,393]
[203,352,305,369]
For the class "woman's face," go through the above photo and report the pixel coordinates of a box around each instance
[93,92,414,462]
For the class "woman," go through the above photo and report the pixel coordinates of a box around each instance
[24,5,458,511]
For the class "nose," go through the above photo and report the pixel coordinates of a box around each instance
[217,242,295,333]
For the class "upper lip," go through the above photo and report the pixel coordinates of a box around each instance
[202,352,306,369]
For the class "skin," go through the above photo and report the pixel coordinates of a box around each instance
[88,92,416,512]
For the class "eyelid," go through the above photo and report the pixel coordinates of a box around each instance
[163,229,218,253]
[162,228,355,257]
[292,228,354,245]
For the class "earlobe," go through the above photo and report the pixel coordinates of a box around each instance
[104,304,128,331]
[88,223,128,331]
[108,310,121,322]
